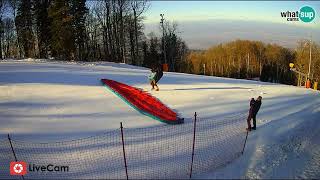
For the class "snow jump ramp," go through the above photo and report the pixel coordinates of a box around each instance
[101,79,184,124]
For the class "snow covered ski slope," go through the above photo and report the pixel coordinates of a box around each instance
[0,59,319,178]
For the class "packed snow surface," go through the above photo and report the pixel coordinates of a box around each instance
[0,59,319,178]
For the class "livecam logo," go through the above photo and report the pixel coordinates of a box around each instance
[10,161,27,176]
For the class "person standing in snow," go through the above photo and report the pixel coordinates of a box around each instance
[148,66,159,91]
[246,96,262,131]
[246,98,255,131]
[252,96,262,129]
[154,64,163,85]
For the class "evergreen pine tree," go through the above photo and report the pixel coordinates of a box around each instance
[70,0,88,61]
[48,0,75,60]
[15,0,35,58]
[34,0,51,58]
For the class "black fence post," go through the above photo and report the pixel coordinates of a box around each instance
[8,134,25,180]
[8,134,18,162]
[189,112,197,179]
[241,130,249,155]
[120,122,129,180]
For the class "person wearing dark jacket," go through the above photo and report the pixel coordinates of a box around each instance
[148,64,163,91]
[252,96,262,130]
[247,98,255,131]
[154,64,163,84]
[148,67,158,91]
[246,96,262,131]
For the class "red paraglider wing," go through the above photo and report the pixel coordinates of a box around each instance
[101,79,183,124]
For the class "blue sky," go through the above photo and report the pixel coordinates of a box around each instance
[143,1,320,49]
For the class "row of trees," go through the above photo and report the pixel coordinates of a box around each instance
[0,0,88,60]
[187,40,320,86]
[0,0,189,71]
[142,23,190,72]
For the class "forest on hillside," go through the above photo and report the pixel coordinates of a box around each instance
[0,0,319,87]
[188,40,320,86]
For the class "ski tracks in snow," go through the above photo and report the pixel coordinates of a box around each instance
[245,118,320,179]
[296,131,320,179]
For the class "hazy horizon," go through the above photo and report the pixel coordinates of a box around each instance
[143,1,320,50]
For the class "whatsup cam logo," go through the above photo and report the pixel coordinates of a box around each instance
[280,6,316,23]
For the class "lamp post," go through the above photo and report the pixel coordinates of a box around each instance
[160,14,167,65]
[307,38,312,79]
[299,37,312,83]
